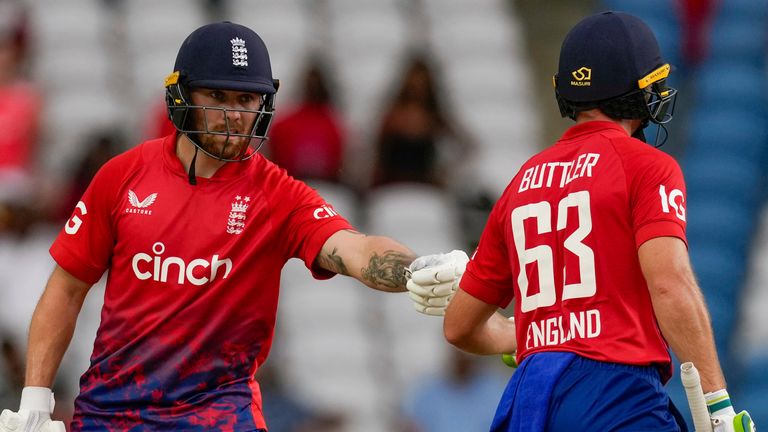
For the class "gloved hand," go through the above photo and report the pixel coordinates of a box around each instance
[405,250,469,316]
[0,387,66,432]
[705,389,756,432]
[501,317,518,368]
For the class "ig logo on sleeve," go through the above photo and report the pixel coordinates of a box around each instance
[659,185,686,222]
[65,201,87,234]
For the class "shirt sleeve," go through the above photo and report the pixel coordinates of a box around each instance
[279,178,354,280]
[49,158,121,284]
[625,147,688,248]
[460,200,515,308]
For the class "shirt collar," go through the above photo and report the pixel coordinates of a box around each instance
[558,121,629,143]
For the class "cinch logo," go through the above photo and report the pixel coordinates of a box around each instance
[132,242,233,286]
[570,67,592,87]
[313,205,339,219]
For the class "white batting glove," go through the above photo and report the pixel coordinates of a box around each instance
[705,389,756,432]
[0,387,66,432]
[405,250,469,316]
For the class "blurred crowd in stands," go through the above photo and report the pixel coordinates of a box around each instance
[0,0,765,430]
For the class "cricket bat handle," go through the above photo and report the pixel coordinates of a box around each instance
[680,362,713,432]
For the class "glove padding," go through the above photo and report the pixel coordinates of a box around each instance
[0,387,66,432]
[406,250,469,316]
[706,389,756,432]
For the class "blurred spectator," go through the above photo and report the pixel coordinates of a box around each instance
[456,188,495,251]
[0,0,41,232]
[0,336,74,427]
[0,336,24,410]
[57,130,124,221]
[145,98,176,141]
[399,348,506,432]
[677,0,716,66]
[202,0,228,21]
[257,363,346,432]
[266,57,347,183]
[371,53,473,189]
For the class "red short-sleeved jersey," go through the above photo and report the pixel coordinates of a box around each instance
[461,121,687,379]
[51,133,353,431]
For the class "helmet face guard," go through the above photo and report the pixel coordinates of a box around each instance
[165,72,279,162]
[638,64,677,125]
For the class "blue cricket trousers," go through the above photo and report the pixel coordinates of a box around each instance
[491,352,689,432]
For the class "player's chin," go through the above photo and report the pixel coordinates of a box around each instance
[211,136,248,160]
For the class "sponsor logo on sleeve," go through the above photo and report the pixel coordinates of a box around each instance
[659,185,686,222]
[313,205,339,220]
[126,190,158,215]
[65,201,87,234]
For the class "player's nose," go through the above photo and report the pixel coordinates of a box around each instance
[224,107,242,126]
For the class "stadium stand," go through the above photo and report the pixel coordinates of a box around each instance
[3,0,765,429]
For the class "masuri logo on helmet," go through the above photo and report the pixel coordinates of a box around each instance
[570,67,592,86]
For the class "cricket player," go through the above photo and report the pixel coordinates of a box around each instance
[0,22,461,431]
[408,11,756,432]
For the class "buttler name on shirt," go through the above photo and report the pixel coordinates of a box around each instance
[518,152,600,192]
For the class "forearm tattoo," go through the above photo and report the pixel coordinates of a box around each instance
[317,247,349,276]
[362,250,414,291]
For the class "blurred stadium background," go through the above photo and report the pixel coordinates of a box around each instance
[0,0,765,430]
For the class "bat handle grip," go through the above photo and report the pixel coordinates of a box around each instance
[680,362,713,432]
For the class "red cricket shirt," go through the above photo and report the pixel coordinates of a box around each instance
[462,121,687,380]
[51,133,352,430]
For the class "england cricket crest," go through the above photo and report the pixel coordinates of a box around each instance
[227,195,250,235]
[231,37,248,67]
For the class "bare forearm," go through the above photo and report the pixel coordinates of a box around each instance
[316,230,415,292]
[444,289,516,355]
[639,238,727,392]
[651,286,726,392]
[446,311,517,355]
[358,236,415,292]
[26,271,88,387]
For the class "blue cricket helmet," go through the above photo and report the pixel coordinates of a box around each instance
[554,11,677,131]
[173,21,276,94]
[164,21,280,166]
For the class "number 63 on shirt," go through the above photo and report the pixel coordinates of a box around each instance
[511,190,595,313]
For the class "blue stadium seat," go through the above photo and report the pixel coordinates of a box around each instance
[708,17,767,65]
[689,243,746,294]
[601,0,675,18]
[707,300,738,356]
[734,356,768,425]
[683,155,763,210]
[693,64,768,115]
[686,109,768,164]
[716,0,768,26]
[640,15,681,69]
[686,200,756,253]
[686,241,747,355]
